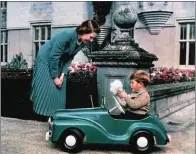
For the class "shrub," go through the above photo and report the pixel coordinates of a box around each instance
[67,62,97,83]
[5,52,28,69]
[92,1,113,25]
[66,62,98,108]
[149,67,195,85]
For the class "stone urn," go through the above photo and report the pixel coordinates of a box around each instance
[113,5,137,29]
[88,4,158,109]
[113,5,138,41]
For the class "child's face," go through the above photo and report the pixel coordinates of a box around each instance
[130,80,143,92]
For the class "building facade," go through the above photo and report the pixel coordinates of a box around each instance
[1,1,195,69]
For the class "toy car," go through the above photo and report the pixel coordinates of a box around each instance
[45,96,171,153]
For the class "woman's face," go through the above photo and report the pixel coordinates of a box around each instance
[80,32,97,43]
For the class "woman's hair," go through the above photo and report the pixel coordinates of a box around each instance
[76,20,100,35]
[130,70,151,87]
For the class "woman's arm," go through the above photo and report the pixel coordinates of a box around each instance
[62,59,73,74]
[49,32,71,79]
[58,59,73,83]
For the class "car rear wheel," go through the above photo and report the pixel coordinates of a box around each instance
[59,129,83,153]
[131,132,154,153]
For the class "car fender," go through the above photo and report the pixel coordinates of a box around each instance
[52,115,119,143]
[128,122,168,145]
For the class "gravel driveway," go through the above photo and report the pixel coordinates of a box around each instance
[1,101,195,154]
[1,115,195,154]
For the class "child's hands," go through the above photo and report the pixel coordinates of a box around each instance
[117,89,128,99]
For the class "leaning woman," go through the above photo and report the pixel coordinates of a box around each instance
[30,20,100,119]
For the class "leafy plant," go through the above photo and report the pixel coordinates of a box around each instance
[92,1,113,25]
[149,67,195,85]
[2,52,31,79]
[69,62,97,73]
[68,62,97,83]
[92,1,112,16]
[6,52,28,69]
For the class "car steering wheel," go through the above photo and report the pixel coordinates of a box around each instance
[109,96,125,114]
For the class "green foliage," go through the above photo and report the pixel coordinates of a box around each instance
[92,1,112,16]
[6,52,28,69]
[150,67,195,85]
[92,1,113,26]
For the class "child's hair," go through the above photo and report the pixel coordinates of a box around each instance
[76,20,100,35]
[130,70,151,87]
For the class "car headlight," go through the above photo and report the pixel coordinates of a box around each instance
[167,134,171,143]
[48,117,54,124]
[48,117,51,123]
[48,117,53,130]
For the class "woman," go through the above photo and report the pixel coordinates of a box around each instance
[30,20,100,117]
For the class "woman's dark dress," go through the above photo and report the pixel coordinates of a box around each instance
[30,29,83,116]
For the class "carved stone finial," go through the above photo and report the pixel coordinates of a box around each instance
[88,3,158,68]
[113,5,137,29]
[138,11,173,35]
[113,5,137,42]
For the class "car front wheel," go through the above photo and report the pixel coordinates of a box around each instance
[131,132,154,153]
[59,129,83,153]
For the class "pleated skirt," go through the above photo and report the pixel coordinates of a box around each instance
[30,55,66,116]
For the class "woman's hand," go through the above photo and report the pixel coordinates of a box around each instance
[117,89,128,99]
[53,77,63,88]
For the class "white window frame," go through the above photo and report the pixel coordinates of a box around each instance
[1,1,7,9]
[1,30,8,66]
[177,19,195,70]
[31,23,51,62]
[1,1,7,28]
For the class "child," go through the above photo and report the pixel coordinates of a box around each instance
[117,70,151,119]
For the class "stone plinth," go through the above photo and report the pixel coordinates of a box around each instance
[88,4,158,112]
[89,40,157,110]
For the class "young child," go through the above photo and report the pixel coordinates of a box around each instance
[117,70,151,118]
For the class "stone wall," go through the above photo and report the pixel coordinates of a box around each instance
[148,81,195,119]
[6,2,93,68]
[8,29,33,67]
[7,2,93,29]
[5,2,195,69]
[133,2,195,69]
[110,2,195,69]
[7,25,88,68]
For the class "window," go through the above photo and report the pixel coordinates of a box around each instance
[33,25,51,59]
[179,23,195,66]
[1,1,7,9]
[1,1,7,28]
[1,30,8,65]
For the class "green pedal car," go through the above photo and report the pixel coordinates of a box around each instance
[45,97,171,153]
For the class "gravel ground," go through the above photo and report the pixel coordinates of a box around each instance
[1,104,195,154]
